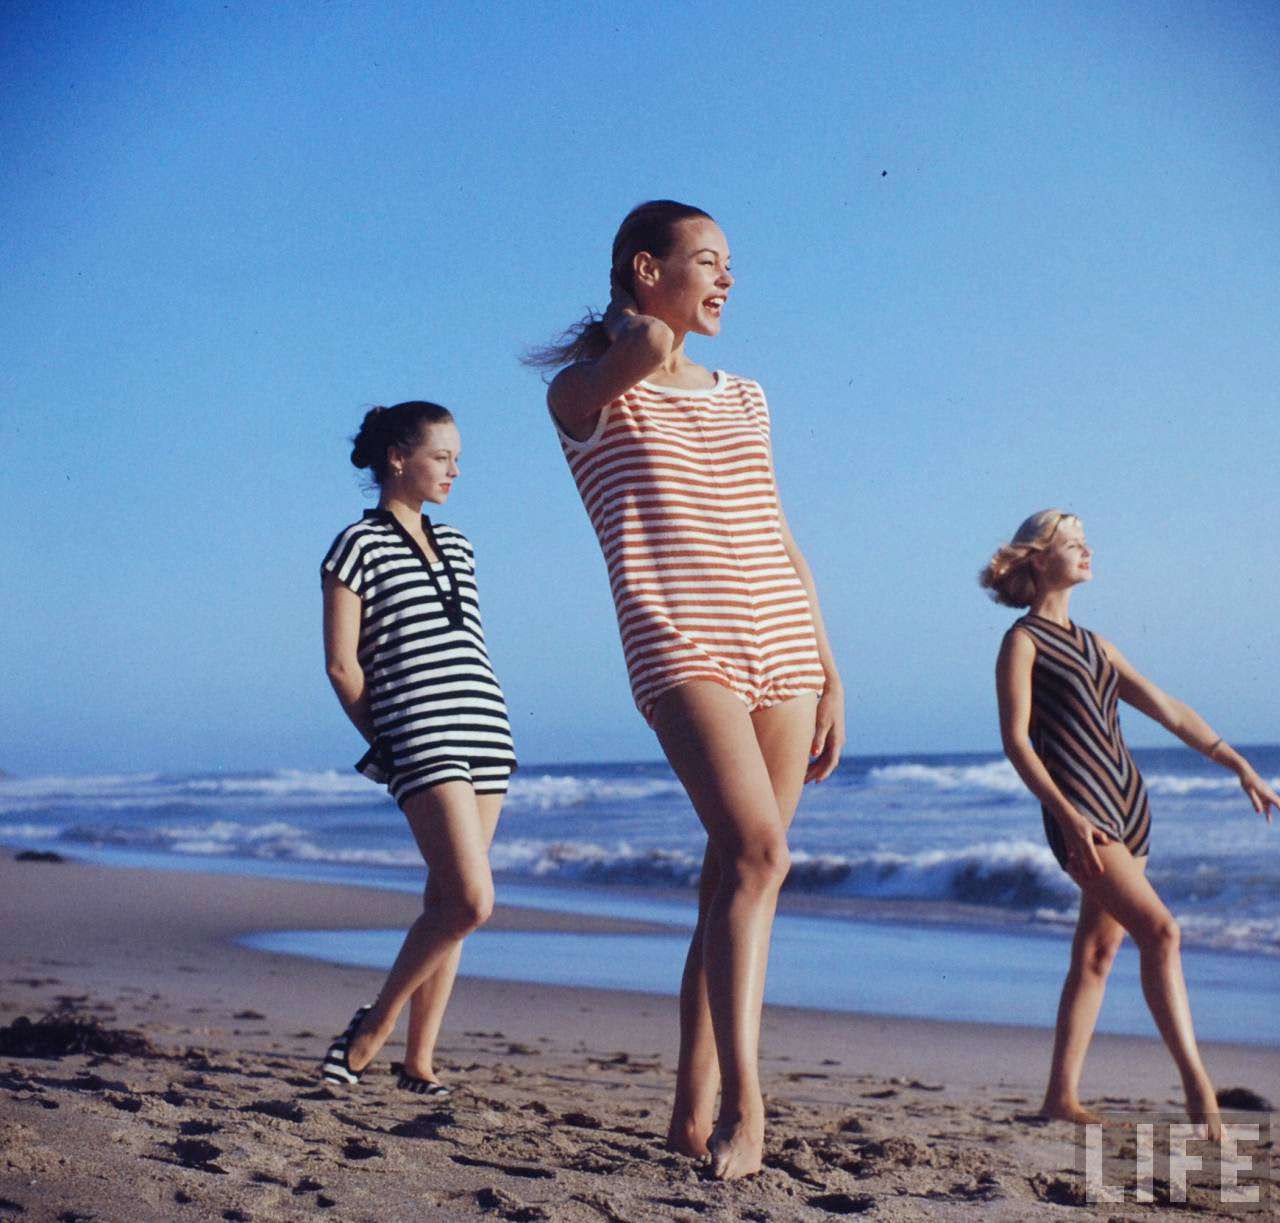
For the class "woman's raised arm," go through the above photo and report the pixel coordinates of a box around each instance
[548,293,675,440]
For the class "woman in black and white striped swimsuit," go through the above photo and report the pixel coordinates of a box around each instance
[982,509,1276,1138]
[319,400,516,1096]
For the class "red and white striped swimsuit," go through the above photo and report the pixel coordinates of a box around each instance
[553,370,826,725]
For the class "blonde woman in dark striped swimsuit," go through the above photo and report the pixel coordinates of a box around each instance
[982,509,1276,1137]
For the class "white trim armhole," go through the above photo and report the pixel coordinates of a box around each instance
[751,378,772,438]
[548,398,612,452]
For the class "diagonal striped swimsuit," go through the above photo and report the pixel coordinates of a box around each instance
[1012,614,1150,869]
[553,371,826,725]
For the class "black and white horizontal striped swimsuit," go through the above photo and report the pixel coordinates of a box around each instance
[1012,614,1150,869]
[322,509,516,806]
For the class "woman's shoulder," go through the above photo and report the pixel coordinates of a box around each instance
[715,371,769,413]
[1003,614,1039,643]
[430,521,473,552]
[326,514,379,551]
[331,510,396,543]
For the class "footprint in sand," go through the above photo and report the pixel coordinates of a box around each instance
[764,1139,825,1186]
[105,1091,144,1113]
[807,1191,876,1214]
[388,1112,454,1140]
[475,1186,548,1220]
[653,1196,710,1215]
[451,1153,555,1180]
[1028,1173,1087,1206]
[168,1136,226,1174]
[178,1120,219,1136]
[342,1138,383,1161]
[242,1098,306,1123]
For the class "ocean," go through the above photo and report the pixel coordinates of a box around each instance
[3,746,1277,1044]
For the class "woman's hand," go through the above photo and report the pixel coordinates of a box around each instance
[806,684,845,783]
[602,287,640,343]
[1237,763,1279,824]
[1062,816,1111,883]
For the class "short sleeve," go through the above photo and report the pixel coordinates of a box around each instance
[321,526,367,596]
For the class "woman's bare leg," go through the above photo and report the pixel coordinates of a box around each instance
[652,683,815,1180]
[667,693,815,1157]
[1079,843,1221,1138]
[344,781,495,1075]
[401,791,505,1082]
[667,842,722,1156]
[1042,890,1126,1123]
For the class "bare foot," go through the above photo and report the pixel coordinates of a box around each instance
[1185,1078,1223,1143]
[1040,1098,1108,1125]
[666,1117,711,1159]
[706,1112,764,1180]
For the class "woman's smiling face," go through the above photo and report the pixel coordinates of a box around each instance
[633,217,733,337]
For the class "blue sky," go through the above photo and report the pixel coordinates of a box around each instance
[2,1,1277,774]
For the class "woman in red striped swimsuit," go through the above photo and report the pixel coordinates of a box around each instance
[528,200,844,1179]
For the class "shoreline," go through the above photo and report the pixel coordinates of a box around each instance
[2,851,1276,1219]
[10,837,1280,960]
[4,843,1274,1046]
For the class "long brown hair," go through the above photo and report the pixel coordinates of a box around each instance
[523,199,713,372]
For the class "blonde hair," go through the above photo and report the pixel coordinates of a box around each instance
[978,509,1079,608]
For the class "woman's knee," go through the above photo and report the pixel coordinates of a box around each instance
[1077,932,1123,978]
[724,832,791,893]
[431,878,495,934]
[1136,914,1180,957]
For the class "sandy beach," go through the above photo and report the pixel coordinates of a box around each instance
[1,851,1274,1221]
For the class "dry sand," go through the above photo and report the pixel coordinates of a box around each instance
[0,851,1275,1220]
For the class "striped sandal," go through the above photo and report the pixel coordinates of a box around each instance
[396,1070,452,1098]
[321,1004,373,1085]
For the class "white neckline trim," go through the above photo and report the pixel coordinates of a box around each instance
[637,369,725,398]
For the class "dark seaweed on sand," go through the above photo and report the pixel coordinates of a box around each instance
[0,1007,160,1060]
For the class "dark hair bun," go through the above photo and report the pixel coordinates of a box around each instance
[350,406,388,471]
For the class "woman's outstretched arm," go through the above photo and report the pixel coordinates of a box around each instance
[1099,637,1278,822]
[996,629,1113,877]
[323,573,376,744]
[777,506,845,782]
[547,291,675,439]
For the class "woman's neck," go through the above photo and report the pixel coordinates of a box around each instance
[652,339,690,378]
[378,493,425,532]
[1029,589,1073,627]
